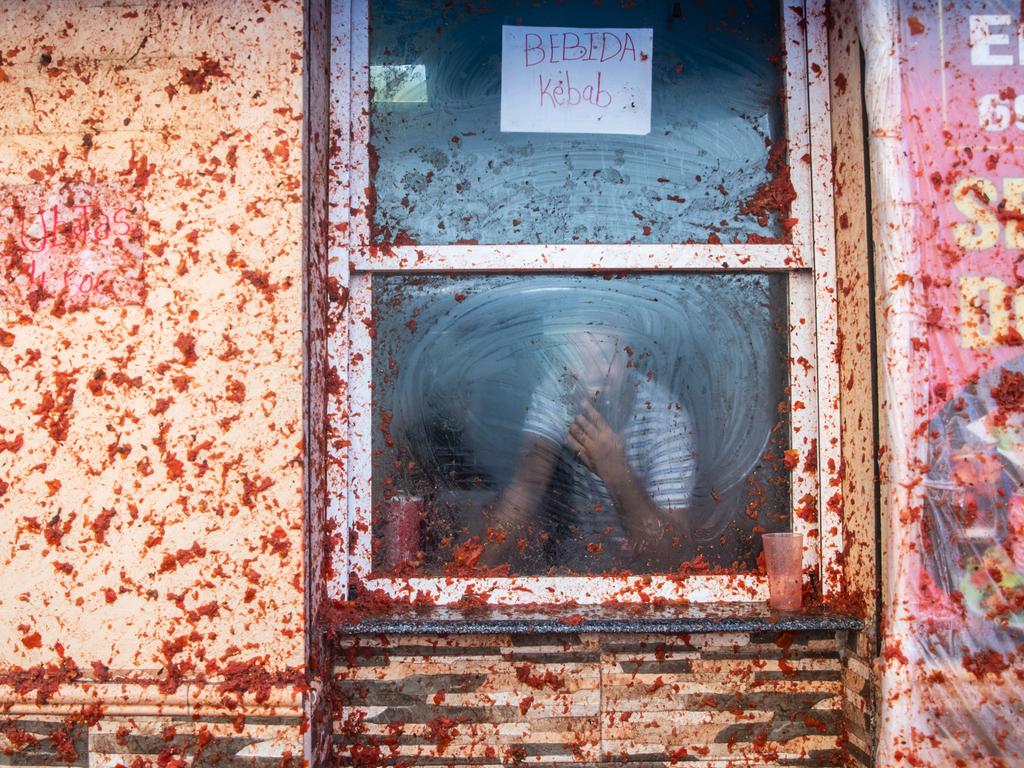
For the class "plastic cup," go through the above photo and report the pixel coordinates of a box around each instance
[383,495,423,568]
[763,532,803,611]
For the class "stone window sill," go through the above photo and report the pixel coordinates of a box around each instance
[330,602,864,635]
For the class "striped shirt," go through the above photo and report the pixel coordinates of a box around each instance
[521,375,697,568]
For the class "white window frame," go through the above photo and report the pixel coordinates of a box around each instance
[326,0,840,605]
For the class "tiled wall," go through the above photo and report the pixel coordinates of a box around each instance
[841,632,874,768]
[333,631,850,767]
[1,711,303,768]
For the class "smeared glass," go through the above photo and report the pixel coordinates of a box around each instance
[369,273,792,575]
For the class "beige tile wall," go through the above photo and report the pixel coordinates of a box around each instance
[334,631,850,767]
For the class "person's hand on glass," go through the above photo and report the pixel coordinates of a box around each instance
[567,400,627,483]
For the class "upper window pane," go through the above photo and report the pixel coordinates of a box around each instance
[368,1,789,246]
[369,273,791,577]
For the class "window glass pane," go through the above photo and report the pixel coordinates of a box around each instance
[369,1,788,246]
[369,273,791,576]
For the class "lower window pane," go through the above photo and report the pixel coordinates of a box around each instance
[369,273,791,576]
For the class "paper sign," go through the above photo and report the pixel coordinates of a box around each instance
[500,26,653,136]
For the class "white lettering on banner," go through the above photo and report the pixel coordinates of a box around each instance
[500,25,653,135]
[969,15,1023,66]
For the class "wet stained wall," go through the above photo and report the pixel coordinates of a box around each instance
[0,1,308,765]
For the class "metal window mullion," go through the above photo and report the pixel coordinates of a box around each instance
[347,273,375,580]
[359,574,767,605]
[325,0,353,601]
[342,0,374,593]
[805,0,843,597]
[788,270,822,578]
[355,242,803,271]
[350,0,371,249]
[783,1,815,261]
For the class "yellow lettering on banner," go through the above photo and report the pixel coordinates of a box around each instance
[959,276,1012,349]
[1005,178,1024,248]
[953,177,1000,250]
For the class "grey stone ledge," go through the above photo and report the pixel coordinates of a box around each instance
[329,602,865,636]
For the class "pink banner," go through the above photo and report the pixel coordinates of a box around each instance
[883,2,1024,763]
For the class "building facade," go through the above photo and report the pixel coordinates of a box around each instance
[0,1,1018,766]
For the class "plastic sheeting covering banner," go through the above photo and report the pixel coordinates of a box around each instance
[860,0,1024,765]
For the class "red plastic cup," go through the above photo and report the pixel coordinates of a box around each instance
[383,494,423,568]
[763,532,803,611]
